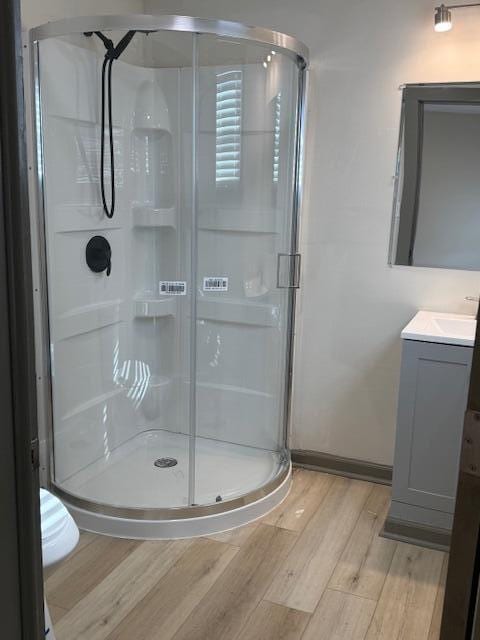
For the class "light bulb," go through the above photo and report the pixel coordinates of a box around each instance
[434,5,452,32]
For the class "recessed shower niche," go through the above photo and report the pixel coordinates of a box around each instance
[30,15,308,538]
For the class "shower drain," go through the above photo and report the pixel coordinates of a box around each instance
[154,457,178,468]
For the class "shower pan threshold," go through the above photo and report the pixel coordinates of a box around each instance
[55,430,291,539]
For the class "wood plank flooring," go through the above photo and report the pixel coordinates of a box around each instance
[45,468,447,640]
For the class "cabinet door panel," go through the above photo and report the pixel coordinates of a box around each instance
[392,340,472,514]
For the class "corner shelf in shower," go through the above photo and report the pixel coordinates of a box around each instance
[54,204,123,233]
[134,297,176,318]
[61,387,126,421]
[60,376,173,425]
[198,208,279,234]
[197,298,279,327]
[56,300,126,340]
[132,206,176,228]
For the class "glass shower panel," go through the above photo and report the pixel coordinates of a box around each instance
[194,35,300,505]
[37,30,195,509]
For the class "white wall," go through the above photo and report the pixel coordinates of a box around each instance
[21,0,143,30]
[144,0,480,465]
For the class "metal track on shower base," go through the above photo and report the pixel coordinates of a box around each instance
[49,459,291,521]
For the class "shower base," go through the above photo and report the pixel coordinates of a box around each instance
[55,430,291,539]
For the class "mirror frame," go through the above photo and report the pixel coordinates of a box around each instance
[389,83,480,268]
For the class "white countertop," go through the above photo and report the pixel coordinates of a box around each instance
[401,310,476,347]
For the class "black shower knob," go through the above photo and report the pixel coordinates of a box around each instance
[86,235,112,276]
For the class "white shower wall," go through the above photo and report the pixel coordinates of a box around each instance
[38,36,295,485]
[39,38,183,482]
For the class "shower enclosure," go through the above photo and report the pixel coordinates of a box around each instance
[29,15,308,538]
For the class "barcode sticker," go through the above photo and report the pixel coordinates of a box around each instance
[159,281,187,295]
[203,277,229,292]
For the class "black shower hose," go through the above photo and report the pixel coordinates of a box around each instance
[100,54,115,218]
[88,30,137,218]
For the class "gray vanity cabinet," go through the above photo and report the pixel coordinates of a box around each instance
[386,339,472,549]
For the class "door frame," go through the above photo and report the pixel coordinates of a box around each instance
[0,0,44,636]
[441,312,480,639]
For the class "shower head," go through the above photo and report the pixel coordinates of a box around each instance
[85,30,136,60]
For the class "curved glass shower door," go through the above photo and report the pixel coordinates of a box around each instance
[192,35,300,505]
[37,29,196,510]
[33,18,305,519]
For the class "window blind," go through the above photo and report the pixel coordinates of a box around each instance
[273,91,282,183]
[215,70,242,184]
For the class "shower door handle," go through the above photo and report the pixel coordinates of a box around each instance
[277,253,301,289]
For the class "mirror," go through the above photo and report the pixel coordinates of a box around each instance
[389,84,480,271]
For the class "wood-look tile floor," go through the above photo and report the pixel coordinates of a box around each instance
[44,469,448,640]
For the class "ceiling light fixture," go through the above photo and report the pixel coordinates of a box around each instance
[434,2,480,32]
[434,4,453,31]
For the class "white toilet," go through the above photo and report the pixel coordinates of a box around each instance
[40,489,79,639]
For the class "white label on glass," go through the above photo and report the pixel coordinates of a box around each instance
[159,281,187,295]
[203,277,228,292]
